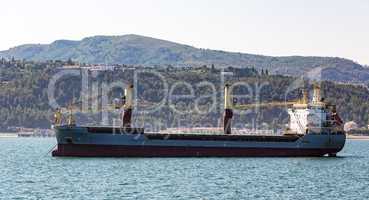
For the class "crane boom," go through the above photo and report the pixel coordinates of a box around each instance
[232,101,300,110]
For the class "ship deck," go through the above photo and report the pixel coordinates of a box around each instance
[145,133,302,142]
[78,126,304,142]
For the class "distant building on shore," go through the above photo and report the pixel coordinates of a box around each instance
[344,121,358,132]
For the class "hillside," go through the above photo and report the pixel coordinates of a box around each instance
[1,34,369,84]
[0,59,369,131]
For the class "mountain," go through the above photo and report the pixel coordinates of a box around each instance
[1,34,369,84]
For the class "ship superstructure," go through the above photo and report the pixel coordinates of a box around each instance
[287,85,341,135]
[52,83,346,157]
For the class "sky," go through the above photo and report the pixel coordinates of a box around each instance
[1,0,369,64]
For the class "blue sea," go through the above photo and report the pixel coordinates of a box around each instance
[0,138,368,200]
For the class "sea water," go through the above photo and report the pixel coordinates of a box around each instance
[0,138,368,200]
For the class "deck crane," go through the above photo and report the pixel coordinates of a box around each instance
[222,84,341,135]
[53,84,135,128]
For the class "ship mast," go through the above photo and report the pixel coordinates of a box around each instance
[122,84,134,128]
[223,84,233,134]
[223,84,308,135]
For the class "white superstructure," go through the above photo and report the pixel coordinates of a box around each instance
[287,85,332,134]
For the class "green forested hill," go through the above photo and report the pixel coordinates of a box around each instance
[0,59,368,131]
[1,34,369,84]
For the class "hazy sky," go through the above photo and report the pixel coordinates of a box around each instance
[1,0,369,64]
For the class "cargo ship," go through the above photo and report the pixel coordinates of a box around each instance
[52,84,346,157]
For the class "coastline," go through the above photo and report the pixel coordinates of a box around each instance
[0,133,18,138]
[347,134,369,140]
